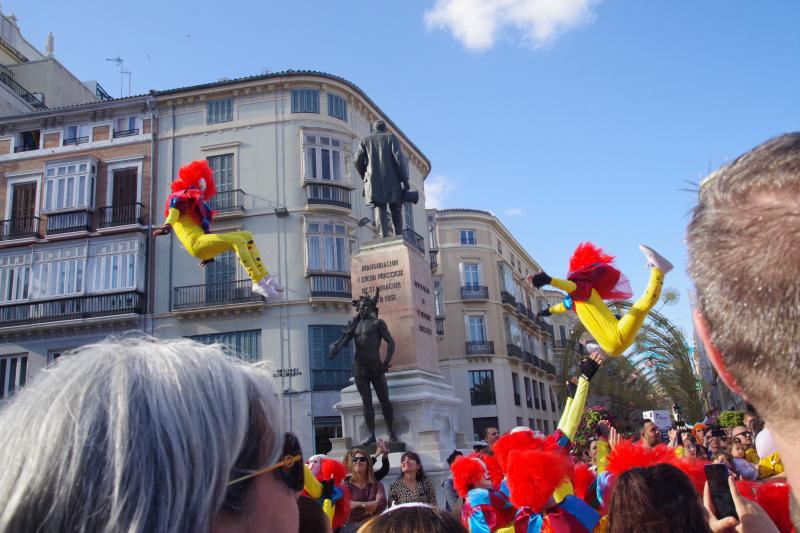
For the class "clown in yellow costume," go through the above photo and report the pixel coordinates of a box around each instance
[153,160,282,299]
[529,243,672,357]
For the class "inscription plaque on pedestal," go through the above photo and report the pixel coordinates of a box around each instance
[350,236,438,374]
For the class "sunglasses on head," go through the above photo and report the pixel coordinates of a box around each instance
[228,432,304,491]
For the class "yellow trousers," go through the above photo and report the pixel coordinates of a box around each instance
[547,267,665,357]
[165,209,268,283]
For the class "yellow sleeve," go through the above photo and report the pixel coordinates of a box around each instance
[595,440,610,473]
[559,376,589,441]
[303,465,323,499]
[549,302,569,315]
[557,396,574,429]
[550,277,577,293]
[321,499,335,522]
[165,207,180,226]
[745,448,760,464]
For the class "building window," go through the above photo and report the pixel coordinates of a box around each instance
[303,134,344,181]
[465,315,486,342]
[461,262,481,288]
[504,314,521,348]
[309,325,353,391]
[460,229,476,245]
[469,370,496,405]
[543,420,551,434]
[47,348,73,364]
[524,377,533,408]
[44,161,96,211]
[550,390,557,412]
[114,116,138,136]
[433,279,444,317]
[188,330,261,362]
[207,154,234,191]
[207,98,233,124]
[516,416,523,427]
[307,222,349,273]
[15,129,40,151]
[512,372,520,406]
[498,262,515,295]
[539,382,547,411]
[403,202,414,230]
[292,88,320,113]
[63,124,90,144]
[0,353,27,398]
[89,239,141,293]
[327,93,347,121]
[472,417,498,442]
[559,325,567,342]
[30,244,86,299]
[497,239,503,255]
[0,253,30,303]
[314,416,342,455]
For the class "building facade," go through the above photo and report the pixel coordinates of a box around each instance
[150,71,431,455]
[427,208,562,440]
[0,95,155,396]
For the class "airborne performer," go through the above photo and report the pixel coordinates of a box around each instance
[530,242,672,357]
[153,160,282,299]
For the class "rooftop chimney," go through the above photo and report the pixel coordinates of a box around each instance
[45,32,54,57]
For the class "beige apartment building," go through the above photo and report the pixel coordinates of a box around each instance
[427,208,562,440]
[149,71,431,455]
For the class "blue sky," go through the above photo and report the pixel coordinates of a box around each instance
[8,0,799,333]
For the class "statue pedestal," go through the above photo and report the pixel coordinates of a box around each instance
[331,236,462,483]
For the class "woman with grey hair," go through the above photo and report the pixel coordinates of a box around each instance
[0,337,301,532]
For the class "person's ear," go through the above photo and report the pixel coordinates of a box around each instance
[692,310,746,398]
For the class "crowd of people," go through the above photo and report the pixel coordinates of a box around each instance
[0,133,797,532]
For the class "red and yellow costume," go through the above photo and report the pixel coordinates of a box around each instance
[157,160,280,298]
[302,456,351,530]
[535,243,669,357]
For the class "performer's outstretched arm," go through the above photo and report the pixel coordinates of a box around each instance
[558,353,603,443]
[557,379,578,430]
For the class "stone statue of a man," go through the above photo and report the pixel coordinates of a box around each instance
[355,120,410,238]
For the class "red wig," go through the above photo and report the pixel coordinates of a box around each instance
[317,458,351,531]
[737,481,793,533]
[504,447,571,511]
[568,242,615,274]
[480,452,504,487]
[171,160,216,200]
[451,456,489,498]
[571,462,597,501]
[492,430,538,473]
[605,441,680,477]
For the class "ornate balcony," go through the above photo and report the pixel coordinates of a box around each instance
[209,189,245,216]
[466,341,495,355]
[309,273,352,299]
[507,344,522,359]
[402,228,424,253]
[13,144,38,153]
[460,285,489,300]
[429,249,438,269]
[173,279,262,311]
[435,317,444,336]
[0,216,42,240]
[113,128,139,138]
[46,209,92,234]
[306,183,351,209]
[500,291,516,306]
[97,203,146,228]
[0,291,143,328]
[62,136,89,146]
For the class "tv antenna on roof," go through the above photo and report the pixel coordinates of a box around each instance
[106,55,131,98]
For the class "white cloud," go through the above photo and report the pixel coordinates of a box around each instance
[424,0,600,51]
[504,207,525,217]
[425,175,457,209]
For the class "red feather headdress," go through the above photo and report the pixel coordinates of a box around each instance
[505,447,572,511]
[171,160,216,200]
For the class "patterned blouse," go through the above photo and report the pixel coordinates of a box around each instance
[388,477,437,507]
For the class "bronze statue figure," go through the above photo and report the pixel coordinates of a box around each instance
[355,120,411,238]
[329,289,398,444]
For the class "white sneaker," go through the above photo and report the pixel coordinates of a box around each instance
[639,244,673,274]
[251,282,269,298]
[256,275,283,299]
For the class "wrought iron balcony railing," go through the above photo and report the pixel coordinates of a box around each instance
[1,216,42,240]
[62,136,89,146]
[306,183,351,209]
[13,144,38,153]
[460,285,489,300]
[515,301,527,316]
[466,341,495,355]
[500,291,516,306]
[429,249,438,269]
[173,279,262,311]
[309,273,352,298]
[435,317,445,336]
[0,291,143,328]
[113,128,139,138]
[507,344,522,359]
[46,209,92,234]
[98,203,146,228]
[0,64,46,109]
[209,189,245,214]
[402,228,424,253]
